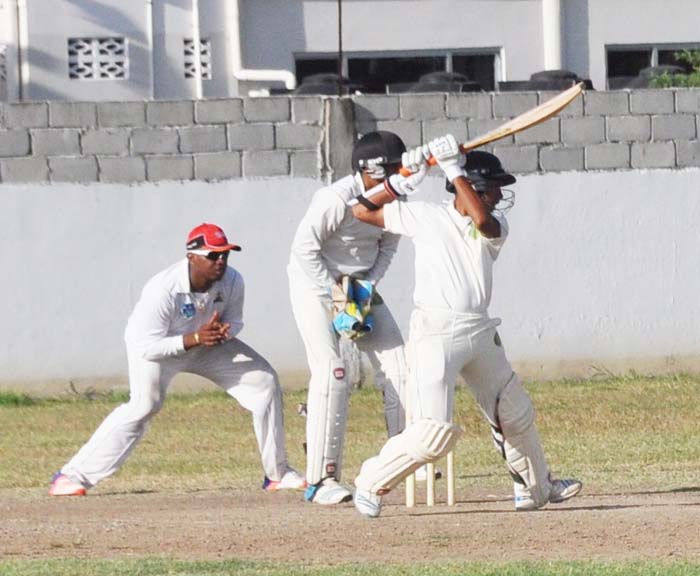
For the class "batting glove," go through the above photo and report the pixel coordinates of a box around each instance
[428,134,465,182]
[402,144,431,175]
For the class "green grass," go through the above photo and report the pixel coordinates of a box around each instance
[4,559,700,576]
[3,374,700,493]
[3,374,700,575]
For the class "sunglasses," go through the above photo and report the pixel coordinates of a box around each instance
[203,251,229,261]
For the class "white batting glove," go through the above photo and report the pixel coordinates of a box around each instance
[383,145,430,197]
[428,134,465,182]
[401,144,430,175]
[385,171,423,197]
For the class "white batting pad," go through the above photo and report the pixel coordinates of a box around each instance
[305,357,350,484]
[354,419,462,494]
[495,374,551,506]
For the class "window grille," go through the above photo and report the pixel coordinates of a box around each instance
[68,37,127,80]
[184,38,212,79]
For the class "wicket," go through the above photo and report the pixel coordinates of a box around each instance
[404,380,457,507]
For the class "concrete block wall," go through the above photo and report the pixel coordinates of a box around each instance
[0,96,331,183]
[354,88,700,173]
[1,88,699,183]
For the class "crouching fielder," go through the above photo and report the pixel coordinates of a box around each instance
[49,223,304,496]
[351,136,582,517]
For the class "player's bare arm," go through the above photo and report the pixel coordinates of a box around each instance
[352,202,385,228]
[452,176,502,238]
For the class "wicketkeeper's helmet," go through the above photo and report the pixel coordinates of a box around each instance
[445,150,516,194]
[352,131,406,180]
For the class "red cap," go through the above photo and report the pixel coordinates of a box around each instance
[186,223,241,253]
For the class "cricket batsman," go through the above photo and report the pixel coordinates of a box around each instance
[348,135,582,517]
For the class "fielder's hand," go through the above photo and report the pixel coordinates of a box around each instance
[428,134,465,182]
[195,310,230,346]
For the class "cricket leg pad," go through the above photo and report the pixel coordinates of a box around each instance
[493,374,552,507]
[354,419,462,494]
[305,357,350,484]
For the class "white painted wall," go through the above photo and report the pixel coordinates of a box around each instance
[10,0,700,100]
[242,0,545,82]
[2,168,699,390]
[23,0,152,101]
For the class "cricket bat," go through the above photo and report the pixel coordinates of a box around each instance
[400,82,585,175]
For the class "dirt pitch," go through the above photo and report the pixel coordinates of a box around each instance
[3,485,700,564]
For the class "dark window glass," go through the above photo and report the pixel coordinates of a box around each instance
[348,56,445,93]
[295,58,338,84]
[607,49,651,77]
[606,49,651,89]
[453,54,496,91]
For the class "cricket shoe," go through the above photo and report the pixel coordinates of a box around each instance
[414,465,443,482]
[354,489,382,518]
[262,468,307,491]
[549,477,583,504]
[514,477,582,511]
[49,472,87,497]
[304,478,353,505]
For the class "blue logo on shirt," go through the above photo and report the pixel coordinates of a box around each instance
[181,303,196,318]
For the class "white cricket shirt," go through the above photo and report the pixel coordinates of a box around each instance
[383,200,508,314]
[288,173,400,290]
[124,259,244,360]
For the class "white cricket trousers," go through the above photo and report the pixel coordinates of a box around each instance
[61,338,290,488]
[288,276,406,484]
[408,307,514,426]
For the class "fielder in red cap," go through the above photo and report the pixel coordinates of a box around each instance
[50,223,305,497]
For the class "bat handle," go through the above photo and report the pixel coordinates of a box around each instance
[398,155,438,177]
[399,147,469,177]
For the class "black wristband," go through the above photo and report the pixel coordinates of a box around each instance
[356,195,381,211]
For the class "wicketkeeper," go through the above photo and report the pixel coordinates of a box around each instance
[287,131,409,506]
[50,223,305,496]
[349,135,582,517]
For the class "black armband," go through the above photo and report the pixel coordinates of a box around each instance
[356,195,381,211]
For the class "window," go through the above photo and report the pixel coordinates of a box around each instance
[607,50,651,78]
[658,49,695,73]
[295,50,498,94]
[606,44,700,89]
[453,54,496,91]
[184,38,212,80]
[68,37,127,80]
[296,58,338,83]
[348,56,445,93]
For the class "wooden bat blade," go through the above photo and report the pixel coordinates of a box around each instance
[458,81,584,153]
[399,82,585,175]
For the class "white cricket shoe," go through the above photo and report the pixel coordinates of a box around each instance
[49,472,87,497]
[514,477,582,511]
[354,489,382,518]
[304,478,353,505]
[549,478,583,504]
[262,468,307,491]
[414,465,443,482]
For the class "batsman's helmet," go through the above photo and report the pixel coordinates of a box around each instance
[445,150,516,194]
[352,131,406,179]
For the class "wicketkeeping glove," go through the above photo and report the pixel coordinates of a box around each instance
[428,134,465,182]
[331,278,375,340]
